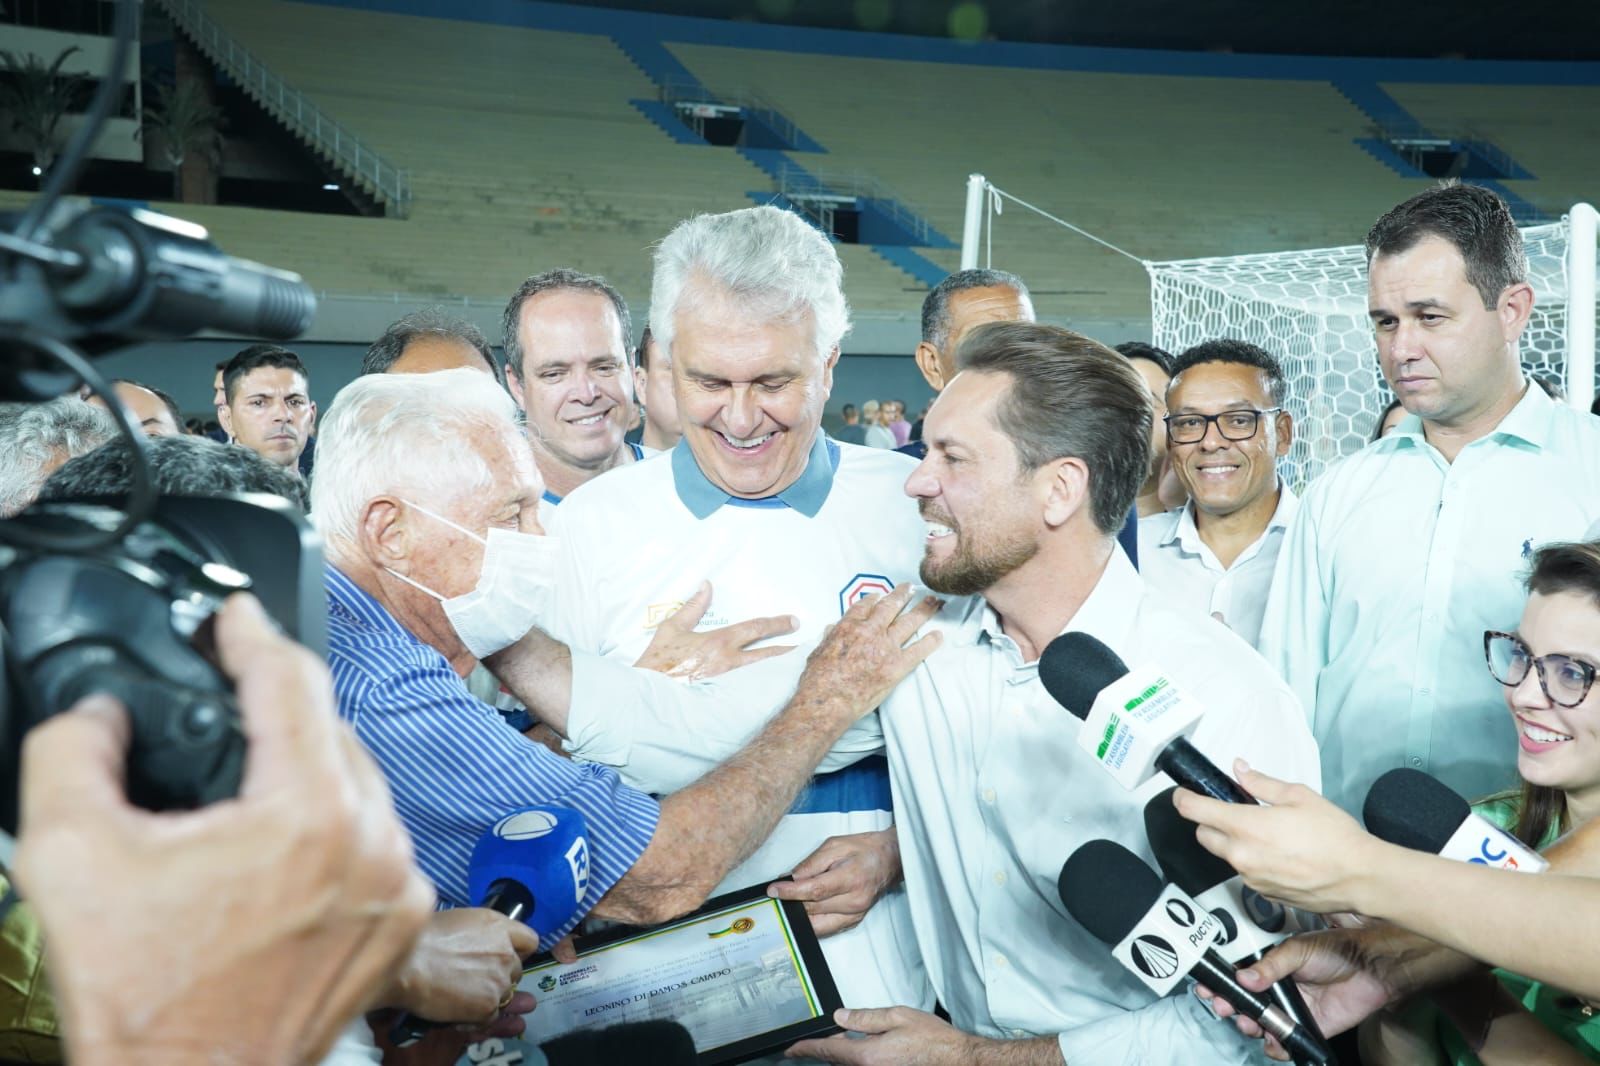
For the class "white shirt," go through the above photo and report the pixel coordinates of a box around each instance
[881,547,1319,1062]
[1260,385,1600,813]
[1136,484,1298,649]
[863,423,896,449]
[547,434,933,1015]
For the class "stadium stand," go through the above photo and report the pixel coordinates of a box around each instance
[23,0,1592,342]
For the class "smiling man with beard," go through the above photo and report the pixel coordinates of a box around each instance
[790,321,1320,1066]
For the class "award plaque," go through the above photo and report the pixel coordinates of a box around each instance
[510,882,843,1064]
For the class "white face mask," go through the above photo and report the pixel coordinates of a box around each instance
[385,499,560,659]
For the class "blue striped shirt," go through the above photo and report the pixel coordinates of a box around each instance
[323,565,659,941]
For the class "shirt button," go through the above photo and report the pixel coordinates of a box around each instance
[1012,1029,1028,1039]
[993,953,1008,969]
[982,788,997,804]
[993,871,1007,886]
[1419,687,1432,696]
[1409,756,1424,767]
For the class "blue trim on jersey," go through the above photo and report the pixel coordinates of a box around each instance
[789,754,893,815]
[542,489,563,506]
[627,440,645,460]
[671,432,838,518]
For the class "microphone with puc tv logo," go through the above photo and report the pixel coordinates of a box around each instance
[1363,768,1548,872]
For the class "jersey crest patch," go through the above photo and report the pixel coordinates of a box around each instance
[839,573,894,615]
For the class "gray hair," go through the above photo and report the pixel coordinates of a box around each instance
[921,268,1031,354]
[39,434,307,510]
[959,321,1151,536]
[1365,181,1528,310]
[363,308,503,386]
[501,269,632,380]
[0,399,118,517]
[309,367,524,557]
[650,205,850,362]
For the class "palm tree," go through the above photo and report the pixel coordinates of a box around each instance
[0,47,85,187]
[141,78,225,200]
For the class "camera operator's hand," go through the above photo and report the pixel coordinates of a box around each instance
[13,594,434,1066]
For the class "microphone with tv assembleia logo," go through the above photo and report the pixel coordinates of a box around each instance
[1363,768,1548,872]
[392,805,591,1047]
[1145,788,1325,1048]
[1059,839,1337,1066]
[1039,631,1254,803]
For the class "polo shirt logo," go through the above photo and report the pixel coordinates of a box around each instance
[839,573,893,615]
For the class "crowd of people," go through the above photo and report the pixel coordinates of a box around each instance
[3,179,1600,1066]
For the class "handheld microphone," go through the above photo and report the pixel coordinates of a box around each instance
[1039,632,1254,803]
[1145,789,1323,1045]
[392,805,591,1046]
[1059,839,1336,1066]
[1363,768,1548,873]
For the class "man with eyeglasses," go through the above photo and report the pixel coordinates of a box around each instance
[1259,182,1600,815]
[1136,340,1295,649]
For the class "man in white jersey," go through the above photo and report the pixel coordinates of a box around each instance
[791,322,1321,1066]
[539,205,932,1020]
[1260,182,1600,814]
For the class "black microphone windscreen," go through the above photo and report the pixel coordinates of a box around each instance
[1058,838,1164,945]
[1362,767,1471,853]
[1039,631,1129,721]
[1144,786,1235,894]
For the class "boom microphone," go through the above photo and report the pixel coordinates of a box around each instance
[1039,632,1253,803]
[1145,789,1323,1047]
[392,805,591,1046]
[1059,839,1335,1066]
[1363,768,1547,872]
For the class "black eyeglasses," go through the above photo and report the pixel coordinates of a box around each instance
[1483,630,1598,708]
[1164,408,1281,445]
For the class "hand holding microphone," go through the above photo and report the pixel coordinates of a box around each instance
[1145,788,1324,1046]
[390,805,590,1046]
[1058,839,1337,1066]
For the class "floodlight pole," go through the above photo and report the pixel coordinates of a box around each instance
[960,173,986,270]
[1568,202,1598,412]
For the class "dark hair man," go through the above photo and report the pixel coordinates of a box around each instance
[1261,181,1600,813]
[1137,339,1296,648]
[362,308,504,387]
[835,401,867,446]
[501,269,642,505]
[86,379,183,438]
[627,325,681,452]
[1115,341,1188,517]
[789,321,1319,1064]
[219,344,315,471]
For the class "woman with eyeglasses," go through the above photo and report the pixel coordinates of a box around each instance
[1361,540,1600,1066]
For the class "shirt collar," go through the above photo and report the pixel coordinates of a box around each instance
[1166,480,1299,554]
[670,431,838,519]
[964,545,1143,664]
[1378,380,1554,453]
[326,563,416,644]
